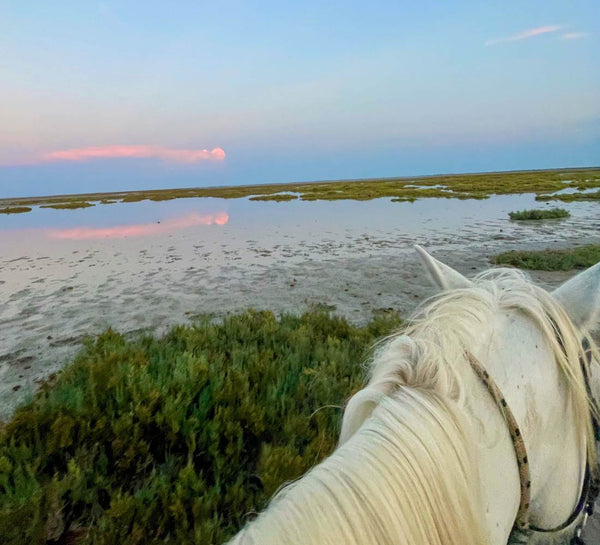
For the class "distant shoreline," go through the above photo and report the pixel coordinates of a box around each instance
[1,166,599,208]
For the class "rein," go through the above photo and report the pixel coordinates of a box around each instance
[466,338,600,543]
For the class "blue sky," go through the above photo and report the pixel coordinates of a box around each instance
[1,0,598,197]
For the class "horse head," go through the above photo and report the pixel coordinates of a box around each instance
[410,246,600,544]
[230,247,600,545]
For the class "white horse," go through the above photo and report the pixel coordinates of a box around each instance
[228,246,600,545]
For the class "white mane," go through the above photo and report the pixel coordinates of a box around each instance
[345,269,597,451]
[229,268,598,545]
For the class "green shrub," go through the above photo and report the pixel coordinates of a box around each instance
[508,208,570,220]
[491,245,600,271]
[0,309,401,544]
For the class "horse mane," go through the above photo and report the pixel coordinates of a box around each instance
[231,387,488,545]
[230,267,598,545]
[345,268,597,458]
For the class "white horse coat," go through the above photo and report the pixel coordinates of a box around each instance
[229,247,600,545]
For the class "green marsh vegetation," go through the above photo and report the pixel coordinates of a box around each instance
[1,167,599,213]
[491,245,600,271]
[536,190,600,202]
[508,208,570,220]
[0,206,32,214]
[40,202,96,210]
[0,308,401,544]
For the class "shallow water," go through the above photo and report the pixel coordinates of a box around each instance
[1,194,599,293]
[1,194,600,418]
[2,193,598,257]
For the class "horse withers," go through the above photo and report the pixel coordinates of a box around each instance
[229,246,600,545]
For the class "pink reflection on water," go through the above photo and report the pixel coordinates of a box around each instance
[46,211,229,240]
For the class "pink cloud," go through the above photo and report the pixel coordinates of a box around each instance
[42,145,226,163]
[485,25,561,46]
[46,211,229,240]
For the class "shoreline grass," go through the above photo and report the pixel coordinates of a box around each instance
[0,308,401,544]
[491,245,600,271]
[1,167,599,213]
[508,208,570,220]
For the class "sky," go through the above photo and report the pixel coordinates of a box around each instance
[1,0,599,198]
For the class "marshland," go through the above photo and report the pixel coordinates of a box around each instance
[2,167,600,214]
[2,167,600,542]
[3,0,600,540]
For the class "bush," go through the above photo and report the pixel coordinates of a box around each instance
[508,208,570,220]
[0,309,401,544]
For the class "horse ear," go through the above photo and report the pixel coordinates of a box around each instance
[339,388,381,445]
[414,245,473,291]
[552,261,600,331]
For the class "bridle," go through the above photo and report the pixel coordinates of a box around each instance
[466,335,600,544]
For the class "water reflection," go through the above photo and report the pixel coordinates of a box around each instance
[46,211,229,240]
[1,193,599,247]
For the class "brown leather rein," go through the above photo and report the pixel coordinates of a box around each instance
[466,337,600,542]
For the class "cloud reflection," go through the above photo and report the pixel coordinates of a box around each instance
[46,211,229,240]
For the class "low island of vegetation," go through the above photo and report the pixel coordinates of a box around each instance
[508,208,570,220]
[39,202,96,210]
[0,206,32,214]
[491,245,600,271]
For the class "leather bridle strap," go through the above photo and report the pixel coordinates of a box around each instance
[466,347,599,536]
[465,351,532,532]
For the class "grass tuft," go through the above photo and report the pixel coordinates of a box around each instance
[508,208,570,220]
[491,245,600,271]
[0,309,401,544]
